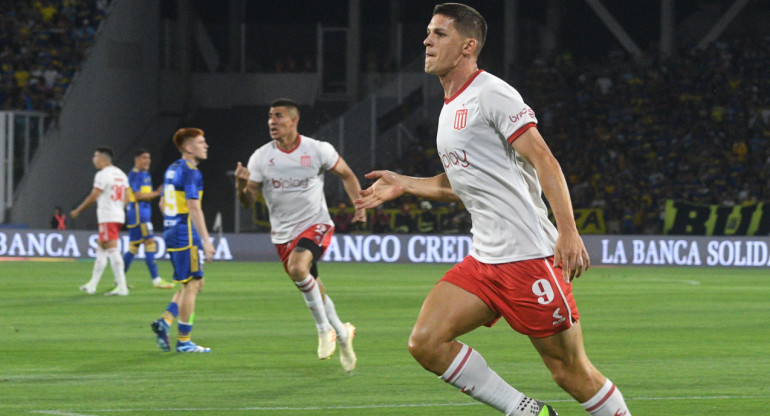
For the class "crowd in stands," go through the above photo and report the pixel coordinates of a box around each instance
[367,36,770,235]
[0,0,108,116]
[6,2,768,236]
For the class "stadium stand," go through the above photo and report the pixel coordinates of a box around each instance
[0,0,107,116]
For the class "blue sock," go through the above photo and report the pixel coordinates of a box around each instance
[178,321,193,342]
[167,302,179,318]
[123,251,135,272]
[145,251,158,279]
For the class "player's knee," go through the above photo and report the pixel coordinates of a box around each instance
[144,239,157,253]
[407,328,437,366]
[286,262,309,280]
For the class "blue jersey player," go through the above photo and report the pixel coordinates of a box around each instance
[124,149,174,289]
[151,128,215,353]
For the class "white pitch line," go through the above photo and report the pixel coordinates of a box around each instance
[31,395,770,414]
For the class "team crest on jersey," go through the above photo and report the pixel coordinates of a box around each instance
[301,155,311,167]
[454,109,468,130]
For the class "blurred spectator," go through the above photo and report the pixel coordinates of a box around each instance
[393,203,416,233]
[332,202,354,234]
[417,200,437,233]
[370,205,391,234]
[50,206,66,230]
[440,202,470,234]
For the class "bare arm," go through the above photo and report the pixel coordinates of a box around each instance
[234,161,261,209]
[187,198,215,262]
[354,170,461,210]
[512,127,589,281]
[70,188,102,219]
[329,157,367,223]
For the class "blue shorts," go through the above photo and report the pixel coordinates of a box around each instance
[126,222,154,243]
[164,223,203,283]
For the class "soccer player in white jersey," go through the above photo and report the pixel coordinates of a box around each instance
[71,147,131,296]
[234,98,366,373]
[355,4,631,416]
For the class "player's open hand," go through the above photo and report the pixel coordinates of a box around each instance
[355,170,406,210]
[553,230,590,283]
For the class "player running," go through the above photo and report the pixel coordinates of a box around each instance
[234,98,366,372]
[355,4,631,415]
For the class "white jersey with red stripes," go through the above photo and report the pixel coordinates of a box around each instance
[93,165,128,224]
[436,70,558,263]
[247,135,339,244]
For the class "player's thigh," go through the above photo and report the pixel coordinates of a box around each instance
[412,281,497,343]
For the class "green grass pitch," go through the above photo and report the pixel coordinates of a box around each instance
[0,259,768,415]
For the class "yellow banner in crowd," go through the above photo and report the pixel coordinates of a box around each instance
[664,200,770,235]
[254,204,606,234]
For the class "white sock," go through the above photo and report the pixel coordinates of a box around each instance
[323,295,348,344]
[88,247,108,287]
[440,343,531,415]
[581,378,631,416]
[107,248,128,292]
[295,275,331,332]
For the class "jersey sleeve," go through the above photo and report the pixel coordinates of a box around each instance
[184,168,202,200]
[93,170,106,191]
[479,83,538,144]
[318,141,340,171]
[247,149,264,184]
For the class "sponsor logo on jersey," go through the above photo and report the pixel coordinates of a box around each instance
[271,177,310,189]
[509,107,535,123]
[438,149,470,168]
[454,108,468,130]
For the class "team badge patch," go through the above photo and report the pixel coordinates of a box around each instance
[301,155,311,167]
[454,109,468,130]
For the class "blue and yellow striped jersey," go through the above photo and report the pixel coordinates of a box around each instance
[162,159,203,229]
[126,168,154,227]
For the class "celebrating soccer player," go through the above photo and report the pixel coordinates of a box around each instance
[355,4,632,415]
[234,98,366,372]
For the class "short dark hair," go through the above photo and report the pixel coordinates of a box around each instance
[433,3,487,56]
[95,147,114,160]
[270,98,300,117]
[134,148,150,157]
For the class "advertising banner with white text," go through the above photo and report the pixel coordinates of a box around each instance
[0,229,768,268]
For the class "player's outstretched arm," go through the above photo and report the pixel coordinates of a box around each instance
[354,171,460,210]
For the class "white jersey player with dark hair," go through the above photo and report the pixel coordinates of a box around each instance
[71,147,131,296]
[355,3,631,416]
[234,98,366,373]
